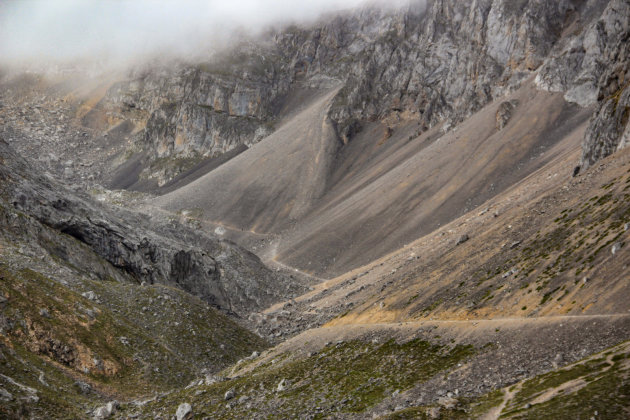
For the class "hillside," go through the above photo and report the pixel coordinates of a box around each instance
[1,0,630,418]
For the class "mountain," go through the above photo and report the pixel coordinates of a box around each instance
[1,0,630,418]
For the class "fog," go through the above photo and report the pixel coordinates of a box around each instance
[0,0,405,69]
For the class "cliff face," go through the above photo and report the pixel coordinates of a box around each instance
[3,0,625,187]
[576,0,630,168]
[297,0,583,141]
[87,0,624,185]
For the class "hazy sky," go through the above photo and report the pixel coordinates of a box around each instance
[0,0,378,67]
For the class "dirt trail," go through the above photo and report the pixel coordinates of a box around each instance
[482,382,523,420]
[481,341,630,418]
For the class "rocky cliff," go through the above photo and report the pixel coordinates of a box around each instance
[66,0,624,188]
[1,0,626,188]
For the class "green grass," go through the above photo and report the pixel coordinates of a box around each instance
[0,262,267,416]
[135,338,476,419]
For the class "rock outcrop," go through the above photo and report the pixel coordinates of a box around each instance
[0,138,305,317]
[577,0,630,168]
[532,0,630,168]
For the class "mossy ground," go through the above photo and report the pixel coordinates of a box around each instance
[0,260,267,418]
[134,338,475,419]
[500,342,630,419]
[381,341,630,420]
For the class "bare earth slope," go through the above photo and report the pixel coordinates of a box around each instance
[153,79,593,278]
[153,87,342,233]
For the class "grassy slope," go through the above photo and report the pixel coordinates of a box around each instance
[133,338,475,419]
[0,261,267,419]
[382,340,630,419]
[324,151,630,326]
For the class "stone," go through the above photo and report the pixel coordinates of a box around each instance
[82,291,98,301]
[612,242,624,256]
[0,387,13,401]
[93,357,104,371]
[93,400,118,419]
[496,100,518,131]
[74,380,92,394]
[39,308,51,318]
[224,389,236,400]
[455,234,469,245]
[176,403,193,420]
[277,378,290,392]
[38,372,48,386]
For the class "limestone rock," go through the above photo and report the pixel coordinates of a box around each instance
[93,401,118,419]
[276,378,290,392]
[176,403,193,420]
[456,234,469,245]
[224,389,236,401]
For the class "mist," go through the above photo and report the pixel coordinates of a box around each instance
[0,0,403,70]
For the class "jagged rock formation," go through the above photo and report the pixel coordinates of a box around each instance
[1,0,627,188]
[0,138,306,317]
[96,1,623,180]
[579,0,630,167]
[532,0,630,168]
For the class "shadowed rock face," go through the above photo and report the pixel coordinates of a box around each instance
[0,139,306,317]
[578,0,630,168]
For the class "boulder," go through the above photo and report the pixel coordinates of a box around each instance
[456,234,469,245]
[611,242,624,255]
[176,403,192,420]
[224,389,236,401]
[496,100,518,131]
[277,378,290,392]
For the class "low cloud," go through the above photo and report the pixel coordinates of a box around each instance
[0,0,391,69]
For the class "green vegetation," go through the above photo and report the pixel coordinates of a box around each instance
[499,344,630,419]
[0,262,266,417]
[136,338,475,419]
[466,174,630,314]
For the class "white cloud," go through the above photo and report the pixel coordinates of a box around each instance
[0,0,379,68]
